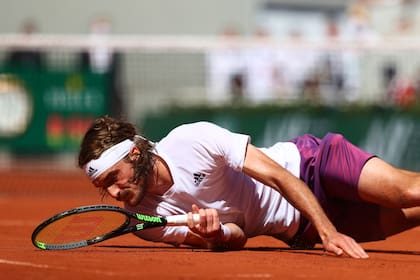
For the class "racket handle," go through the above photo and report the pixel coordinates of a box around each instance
[166,213,200,225]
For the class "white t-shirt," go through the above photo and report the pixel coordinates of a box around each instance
[125,121,301,245]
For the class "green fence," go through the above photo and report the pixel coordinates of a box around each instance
[0,69,109,154]
[140,105,420,170]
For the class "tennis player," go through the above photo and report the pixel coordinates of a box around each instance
[78,116,420,258]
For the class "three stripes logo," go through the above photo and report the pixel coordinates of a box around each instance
[193,172,205,186]
[87,166,98,177]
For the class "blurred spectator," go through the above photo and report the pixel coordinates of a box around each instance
[382,62,398,102]
[242,27,278,104]
[343,0,378,41]
[77,16,124,117]
[390,76,416,107]
[381,0,419,107]
[3,19,45,70]
[396,0,417,36]
[275,29,321,103]
[206,25,246,104]
[313,17,361,104]
[384,62,417,107]
[382,60,415,107]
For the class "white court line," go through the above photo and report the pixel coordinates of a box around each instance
[0,258,57,269]
[0,258,121,276]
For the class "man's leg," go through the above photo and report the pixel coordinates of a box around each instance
[379,207,420,237]
[358,157,420,237]
[358,157,420,208]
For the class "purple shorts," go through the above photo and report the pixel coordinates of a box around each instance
[287,133,384,248]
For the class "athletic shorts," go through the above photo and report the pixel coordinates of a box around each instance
[286,133,384,248]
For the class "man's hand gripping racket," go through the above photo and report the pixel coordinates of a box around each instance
[31,204,200,250]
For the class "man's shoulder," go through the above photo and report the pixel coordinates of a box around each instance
[168,121,222,138]
[176,121,219,130]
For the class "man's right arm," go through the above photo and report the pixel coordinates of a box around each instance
[184,221,247,251]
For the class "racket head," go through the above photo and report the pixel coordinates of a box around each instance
[32,205,131,250]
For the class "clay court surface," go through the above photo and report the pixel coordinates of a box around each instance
[1,165,420,280]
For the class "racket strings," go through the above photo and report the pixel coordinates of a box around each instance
[35,211,128,244]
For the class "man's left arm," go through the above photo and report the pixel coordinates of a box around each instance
[242,144,368,258]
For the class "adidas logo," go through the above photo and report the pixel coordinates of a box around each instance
[193,172,205,186]
[87,166,98,177]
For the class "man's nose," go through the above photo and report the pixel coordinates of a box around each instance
[107,185,120,199]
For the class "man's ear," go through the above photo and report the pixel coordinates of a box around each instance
[128,146,141,160]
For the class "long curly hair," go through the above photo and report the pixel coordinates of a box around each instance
[78,116,155,188]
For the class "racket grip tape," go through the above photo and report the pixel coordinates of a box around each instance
[165,213,200,225]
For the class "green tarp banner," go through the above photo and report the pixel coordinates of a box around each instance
[141,105,420,170]
[0,69,109,153]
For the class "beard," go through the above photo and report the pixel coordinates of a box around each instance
[120,176,150,206]
[121,149,154,206]
[128,183,148,206]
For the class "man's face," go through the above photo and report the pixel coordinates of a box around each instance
[93,159,147,206]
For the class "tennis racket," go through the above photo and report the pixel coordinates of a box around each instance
[31,204,200,250]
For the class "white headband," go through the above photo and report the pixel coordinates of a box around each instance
[85,139,134,180]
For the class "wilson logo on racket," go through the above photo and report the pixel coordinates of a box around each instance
[135,214,162,223]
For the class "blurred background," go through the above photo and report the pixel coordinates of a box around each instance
[1,0,420,172]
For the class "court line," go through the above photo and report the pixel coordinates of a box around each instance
[0,258,56,269]
[0,258,127,276]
